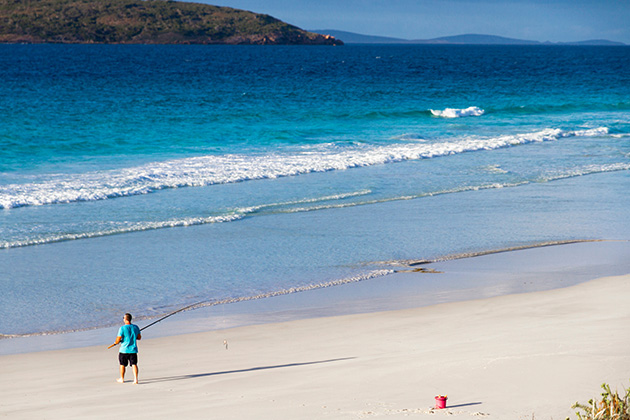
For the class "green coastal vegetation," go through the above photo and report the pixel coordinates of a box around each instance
[569,382,630,420]
[0,0,342,45]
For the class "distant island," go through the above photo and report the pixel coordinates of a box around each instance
[312,30,627,46]
[0,0,342,45]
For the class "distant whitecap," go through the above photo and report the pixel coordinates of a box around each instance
[430,106,485,118]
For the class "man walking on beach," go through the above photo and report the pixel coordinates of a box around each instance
[111,313,141,384]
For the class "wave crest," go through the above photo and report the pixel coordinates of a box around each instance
[0,126,611,210]
[430,106,485,118]
[1,158,628,249]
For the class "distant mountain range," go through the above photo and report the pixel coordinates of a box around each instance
[0,0,342,45]
[313,30,627,46]
[0,0,621,47]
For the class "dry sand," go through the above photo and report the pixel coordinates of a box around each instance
[1,271,629,419]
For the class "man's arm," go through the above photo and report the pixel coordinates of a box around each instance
[107,335,122,349]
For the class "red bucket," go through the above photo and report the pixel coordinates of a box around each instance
[435,395,448,409]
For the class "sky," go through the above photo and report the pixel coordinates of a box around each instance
[200,0,630,44]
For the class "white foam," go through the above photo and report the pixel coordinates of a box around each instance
[538,162,630,182]
[238,190,372,214]
[0,126,613,210]
[0,268,396,337]
[2,158,627,249]
[0,213,246,249]
[430,106,485,118]
[0,190,372,249]
[193,269,396,309]
[482,164,509,174]
[572,127,609,137]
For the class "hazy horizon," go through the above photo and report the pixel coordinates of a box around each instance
[204,0,630,44]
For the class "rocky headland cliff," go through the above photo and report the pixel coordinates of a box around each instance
[0,0,342,45]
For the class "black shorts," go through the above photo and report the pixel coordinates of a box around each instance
[119,352,138,366]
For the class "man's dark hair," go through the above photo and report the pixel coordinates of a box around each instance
[124,313,132,322]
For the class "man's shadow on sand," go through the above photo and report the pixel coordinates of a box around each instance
[141,357,356,384]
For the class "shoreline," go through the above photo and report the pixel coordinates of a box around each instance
[2,239,629,356]
[0,238,602,338]
[1,249,628,418]
[3,168,630,342]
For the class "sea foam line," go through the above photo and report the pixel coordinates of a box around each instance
[191,269,395,310]
[279,182,529,214]
[537,162,630,182]
[0,213,246,249]
[273,159,630,214]
[237,189,372,214]
[0,269,395,338]
[2,159,628,250]
[370,239,606,268]
[0,190,373,249]
[0,126,611,210]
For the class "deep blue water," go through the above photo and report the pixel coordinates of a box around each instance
[1,44,629,336]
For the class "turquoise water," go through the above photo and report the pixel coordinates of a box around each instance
[1,45,629,336]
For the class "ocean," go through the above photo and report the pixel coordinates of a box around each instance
[1,44,629,337]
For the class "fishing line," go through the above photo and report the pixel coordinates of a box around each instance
[139,300,206,332]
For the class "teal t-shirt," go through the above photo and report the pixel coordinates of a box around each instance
[117,324,140,354]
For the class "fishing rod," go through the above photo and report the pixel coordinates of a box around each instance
[139,300,205,332]
[108,300,206,349]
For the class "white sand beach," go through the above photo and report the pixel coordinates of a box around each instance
[1,267,629,419]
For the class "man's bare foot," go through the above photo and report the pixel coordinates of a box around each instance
[117,378,124,383]
[133,380,139,385]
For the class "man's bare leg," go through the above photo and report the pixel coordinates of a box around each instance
[118,365,126,383]
[132,364,139,384]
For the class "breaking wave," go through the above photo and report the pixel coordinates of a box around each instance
[430,106,485,118]
[2,157,628,250]
[0,126,611,210]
